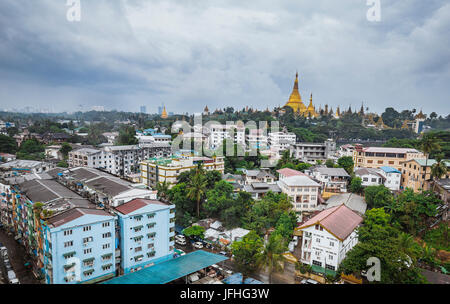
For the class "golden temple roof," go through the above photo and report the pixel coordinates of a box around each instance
[284,72,306,113]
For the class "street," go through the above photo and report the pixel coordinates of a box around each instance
[0,229,40,284]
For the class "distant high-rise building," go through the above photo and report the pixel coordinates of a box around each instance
[140,106,147,114]
[158,106,163,115]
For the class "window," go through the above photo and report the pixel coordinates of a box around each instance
[102,222,110,228]
[316,238,321,243]
[103,243,110,249]
[102,232,111,238]
[148,243,154,249]
[83,237,93,244]
[84,248,92,254]
[135,247,142,253]
[330,241,334,247]
[102,253,113,261]
[63,230,73,236]
[328,255,333,260]
[64,241,73,248]
[83,226,92,232]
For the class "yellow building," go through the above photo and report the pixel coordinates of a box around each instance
[140,156,225,189]
[400,159,450,192]
[353,145,425,171]
[284,72,318,118]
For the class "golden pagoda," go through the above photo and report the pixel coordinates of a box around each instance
[335,106,341,118]
[415,109,426,119]
[284,72,307,114]
[306,94,319,118]
[161,106,168,119]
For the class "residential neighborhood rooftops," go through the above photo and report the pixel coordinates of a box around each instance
[0,159,47,169]
[47,207,112,228]
[379,166,402,174]
[362,147,421,154]
[354,168,384,179]
[115,198,171,215]
[299,204,363,240]
[278,175,320,187]
[277,168,307,177]
[314,167,350,177]
[243,183,281,193]
[323,193,367,215]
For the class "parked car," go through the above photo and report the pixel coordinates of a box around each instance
[175,235,186,241]
[305,279,319,284]
[175,239,186,246]
[9,278,19,284]
[218,251,228,256]
[193,241,203,249]
[7,270,16,281]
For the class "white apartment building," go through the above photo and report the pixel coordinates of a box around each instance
[290,140,336,164]
[246,129,268,150]
[206,124,245,150]
[277,176,321,214]
[336,144,355,158]
[68,148,101,167]
[68,144,171,177]
[268,131,296,154]
[140,156,225,189]
[297,204,363,272]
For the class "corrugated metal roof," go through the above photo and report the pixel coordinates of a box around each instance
[299,204,363,240]
[115,198,170,215]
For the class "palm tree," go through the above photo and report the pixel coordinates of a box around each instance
[430,154,448,191]
[156,181,169,201]
[257,233,287,283]
[419,134,441,190]
[398,232,415,256]
[186,167,208,217]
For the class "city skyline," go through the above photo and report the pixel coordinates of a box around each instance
[0,1,449,114]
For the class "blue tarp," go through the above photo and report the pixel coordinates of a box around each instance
[243,278,263,284]
[223,272,243,284]
[103,250,228,284]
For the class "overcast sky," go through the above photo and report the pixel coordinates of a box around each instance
[0,0,449,115]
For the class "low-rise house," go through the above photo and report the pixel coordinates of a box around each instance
[354,168,385,187]
[277,176,321,215]
[243,182,281,200]
[337,144,355,158]
[68,148,101,167]
[45,145,63,160]
[0,153,16,162]
[319,193,367,215]
[42,132,71,144]
[243,169,276,185]
[114,198,175,274]
[222,174,244,191]
[297,204,363,273]
[429,179,449,221]
[306,167,350,194]
[379,166,402,191]
[277,168,308,181]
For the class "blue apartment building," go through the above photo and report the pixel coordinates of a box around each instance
[42,208,116,284]
[114,198,175,274]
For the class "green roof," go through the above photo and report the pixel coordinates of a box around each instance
[102,250,228,284]
[413,159,450,167]
[311,264,337,277]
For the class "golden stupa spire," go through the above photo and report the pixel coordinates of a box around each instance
[401,120,409,129]
[284,71,306,114]
[161,106,168,119]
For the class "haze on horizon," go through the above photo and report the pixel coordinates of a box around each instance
[0,0,449,115]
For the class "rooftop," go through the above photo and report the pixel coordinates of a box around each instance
[314,167,350,177]
[103,250,228,284]
[323,193,367,215]
[277,168,308,177]
[363,147,420,154]
[299,204,363,240]
[47,207,112,228]
[278,175,320,187]
[115,198,171,215]
[379,166,401,174]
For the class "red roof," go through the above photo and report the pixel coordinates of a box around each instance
[277,168,307,177]
[115,198,169,215]
[298,204,363,240]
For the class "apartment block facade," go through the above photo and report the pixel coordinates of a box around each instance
[353,145,424,171]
